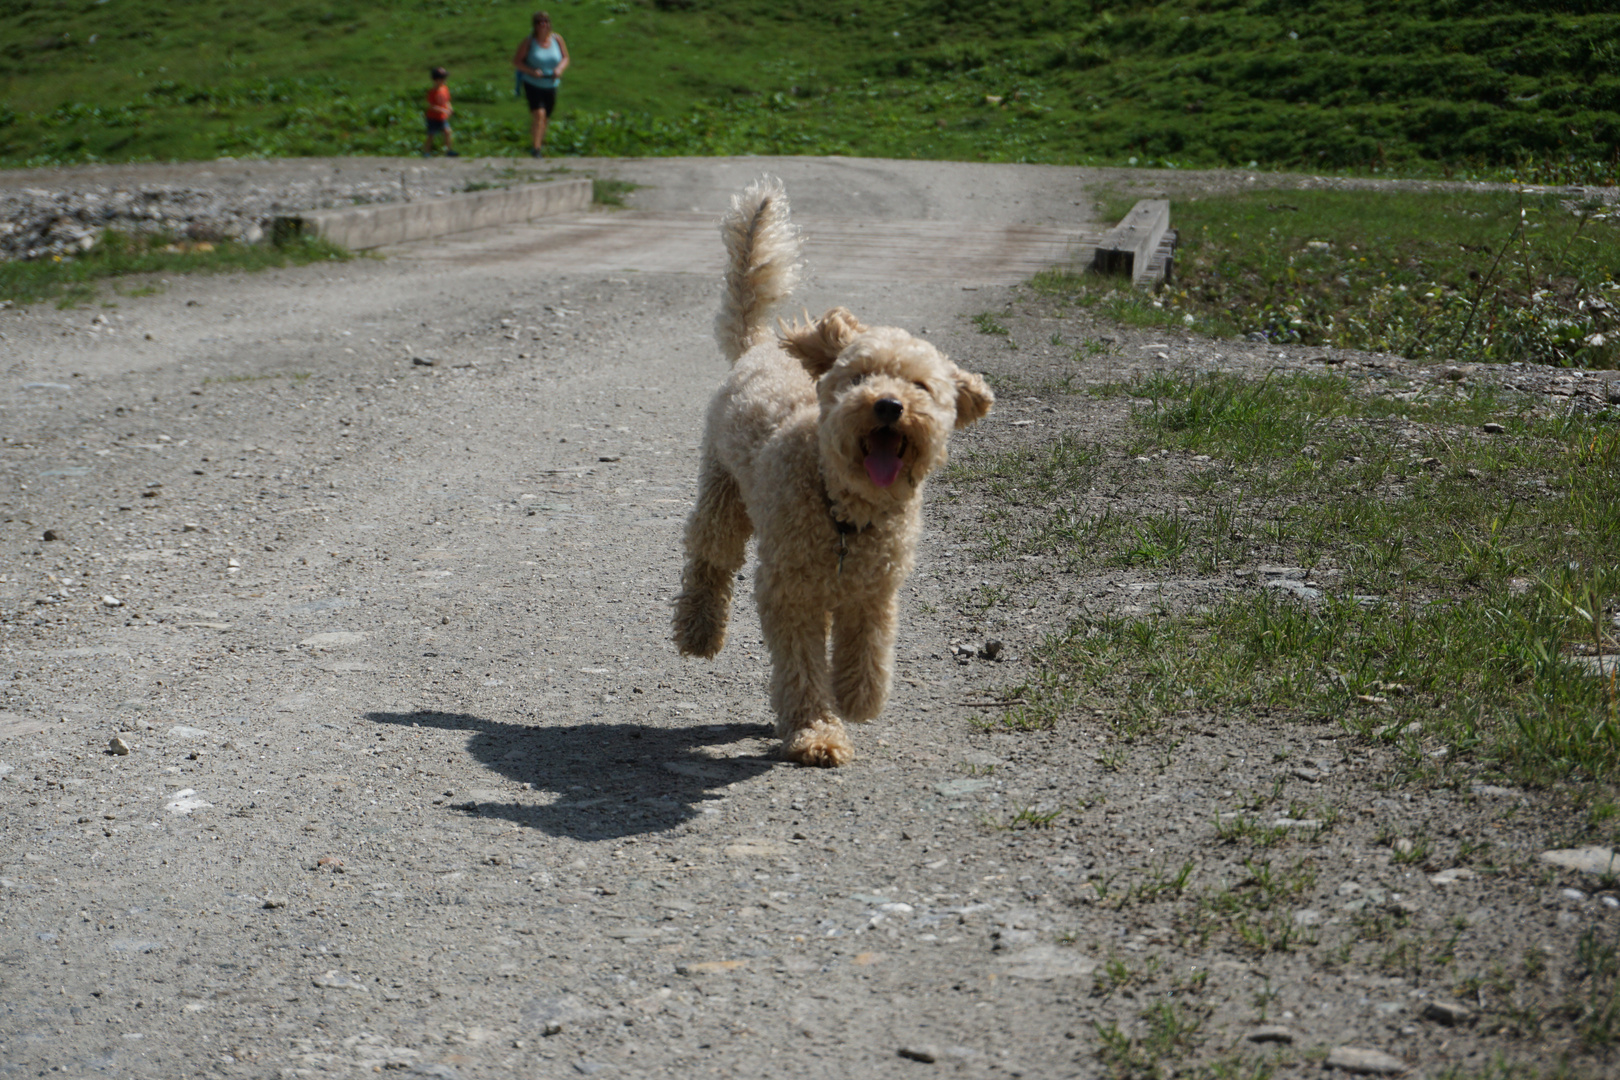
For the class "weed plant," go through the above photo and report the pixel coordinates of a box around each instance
[973,370,1620,786]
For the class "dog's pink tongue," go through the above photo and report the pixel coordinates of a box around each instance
[864,429,904,488]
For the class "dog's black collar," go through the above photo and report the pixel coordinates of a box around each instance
[823,490,867,535]
[824,491,868,573]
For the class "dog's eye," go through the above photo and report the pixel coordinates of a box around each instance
[914,381,930,393]
[849,373,866,386]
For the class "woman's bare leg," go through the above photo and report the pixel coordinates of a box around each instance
[530,109,550,154]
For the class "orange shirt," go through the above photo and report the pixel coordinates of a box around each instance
[426,85,452,121]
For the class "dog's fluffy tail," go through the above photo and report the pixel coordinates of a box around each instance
[715,177,801,364]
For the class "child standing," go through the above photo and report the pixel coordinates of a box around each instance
[424,67,459,157]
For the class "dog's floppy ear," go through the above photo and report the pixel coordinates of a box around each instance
[779,306,866,378]
[952,367,994,429]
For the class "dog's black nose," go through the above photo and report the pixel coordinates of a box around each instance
[873,398,903,424]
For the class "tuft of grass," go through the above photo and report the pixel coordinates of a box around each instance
[1005,804,1064,830]
[591,178,639,207]
[1194,858,1319,956]
[1569,926,1620,1051]
[972,311,1011,337]
[1095,1001,1206,1080]
[0,231,351,308]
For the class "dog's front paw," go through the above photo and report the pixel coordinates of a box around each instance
[833,669,889,724]
[781,721,855,767]
[672,590,728,658]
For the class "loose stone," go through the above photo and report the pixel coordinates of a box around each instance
[1421,1000,1474,1026]
[1539,847,1618,875]
[1326,1047,1408,1075]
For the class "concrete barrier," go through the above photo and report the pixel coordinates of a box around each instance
[1091,199,1172,286]
[274,177,592,250]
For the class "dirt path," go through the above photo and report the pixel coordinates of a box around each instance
[0,157,1612,1080]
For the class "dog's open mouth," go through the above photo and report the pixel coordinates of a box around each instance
[862,428,906,488]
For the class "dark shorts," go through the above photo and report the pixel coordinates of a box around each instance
[523,83,558,116]
[425,118,449,135]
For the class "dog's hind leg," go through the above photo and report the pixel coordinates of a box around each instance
[672,458,751,659]
[758,587,853,767]
[831,592,896,723]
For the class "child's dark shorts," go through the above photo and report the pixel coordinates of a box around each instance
[425,118,449,135]
[523,84,558,116]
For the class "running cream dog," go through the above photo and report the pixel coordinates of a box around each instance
[672,178,993,766]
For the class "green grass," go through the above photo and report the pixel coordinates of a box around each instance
[0,230,351,308]
[2,2,1619,176]
[590,177,637,206]
[963,370,1620,786]
[972,311,1011,336]
[1032,188,1620,368]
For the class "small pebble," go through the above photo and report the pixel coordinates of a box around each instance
[108,736,131,756]
[1481,422,1505,434]
[898,1046,938,1063]
[1246,1025,1295,1044]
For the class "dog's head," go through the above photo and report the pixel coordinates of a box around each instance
[816,326,993,517]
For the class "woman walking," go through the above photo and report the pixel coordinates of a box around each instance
[513,11,570,158]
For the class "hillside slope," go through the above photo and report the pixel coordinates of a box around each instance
[1,1,1616,178]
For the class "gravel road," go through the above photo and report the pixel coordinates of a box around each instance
[2,156,1616,1080]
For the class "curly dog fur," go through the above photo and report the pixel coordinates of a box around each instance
[672,177,994,766]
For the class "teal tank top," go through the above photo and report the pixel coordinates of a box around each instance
[521,36,563,89]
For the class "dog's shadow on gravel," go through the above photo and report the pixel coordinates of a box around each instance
[366,710,777,840]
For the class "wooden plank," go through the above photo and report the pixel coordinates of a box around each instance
[1092,199,1171,282]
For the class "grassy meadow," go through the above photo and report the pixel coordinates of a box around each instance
[949,365,1620,787]
[1035,187,1620,368]
[1,1,1618,178]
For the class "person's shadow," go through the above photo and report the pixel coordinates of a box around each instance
[365,710,777,840]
